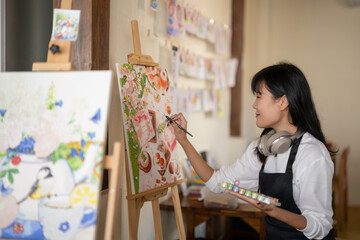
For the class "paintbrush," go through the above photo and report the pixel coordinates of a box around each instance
[163,113,193,137]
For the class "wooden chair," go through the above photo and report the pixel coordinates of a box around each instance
[332,146,350,231]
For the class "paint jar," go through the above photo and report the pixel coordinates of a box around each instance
[234,180,240,186]
[262,197,271,205]
[245,190,252,197]
[251,192,259,199]
[227,184,234,190]
[232,186,240,193]
[239,188,245,195]
[270,198,280,206]
[257,194,265,202]
[221,182,228,188]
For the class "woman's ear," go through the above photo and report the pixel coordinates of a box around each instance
[279,95,289,111]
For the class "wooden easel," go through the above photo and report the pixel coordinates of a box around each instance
[30,0,121,238]
[124,20,186,240]
[127,20,158,67]
[102,142,122,240]
[32,0,74,71]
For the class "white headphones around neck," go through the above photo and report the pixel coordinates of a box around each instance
[258,129,304,156]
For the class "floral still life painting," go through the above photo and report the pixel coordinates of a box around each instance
[51,9,81,41]
[116,64,183,194]
[0,71,112,240]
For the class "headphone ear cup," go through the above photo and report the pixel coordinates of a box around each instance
[258,130,275,156]
[267,131,292,154]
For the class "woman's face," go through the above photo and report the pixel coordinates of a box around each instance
[252,81,284,130]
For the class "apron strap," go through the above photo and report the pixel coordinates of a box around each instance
[285,136,303,174]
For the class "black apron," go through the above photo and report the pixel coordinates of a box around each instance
[258,136,334,240]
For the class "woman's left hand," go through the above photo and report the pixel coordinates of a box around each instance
[224,189,276,214]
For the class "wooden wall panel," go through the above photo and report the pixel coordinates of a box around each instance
[230,0,245,136]
[91,0,110,70]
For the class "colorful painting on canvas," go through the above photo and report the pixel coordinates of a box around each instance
[51,9,81,41]
[0,71,112,239]
[116,64,183,194]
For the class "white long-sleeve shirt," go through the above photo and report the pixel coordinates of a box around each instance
[205,132,334,239]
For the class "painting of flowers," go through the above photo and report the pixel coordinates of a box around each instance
[0,71,112,239]
[51,9,81,41]
[116,64,183,194]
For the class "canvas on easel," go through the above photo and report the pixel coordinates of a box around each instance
[0,1,115,238]
[116,20,186,240]
[0,71,112,239]
[116,63,183,194]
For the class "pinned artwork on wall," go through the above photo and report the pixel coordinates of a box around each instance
[188,90,203,113]
[184,6,194,34]
[175,0,186,39]
[0,71,112,239]
[202,90,216,115]
[166,0,178,36]
[171,47,180,84]
[116,64,183,194]
[215,89,225,117]
[150,0,159,11]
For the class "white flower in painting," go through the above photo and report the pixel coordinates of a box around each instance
[33,132,60,158]
[0,121,22,152]
[51,120,72,144]
[40,108,73,144]
[0,79,104,159]
[67,97,90,135]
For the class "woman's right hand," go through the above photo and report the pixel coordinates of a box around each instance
[168,113,188,143]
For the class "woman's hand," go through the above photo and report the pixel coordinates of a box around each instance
[224,189,275,214]
[225,190,308,230]
[168,113,188,143]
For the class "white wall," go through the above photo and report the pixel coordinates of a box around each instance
[243,0,360,206]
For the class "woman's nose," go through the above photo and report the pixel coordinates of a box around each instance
[252,100,257,109]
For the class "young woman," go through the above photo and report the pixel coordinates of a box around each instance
[169,62,335,239]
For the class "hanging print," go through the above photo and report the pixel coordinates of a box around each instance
[176,1,186,39]
[166,0,178,36]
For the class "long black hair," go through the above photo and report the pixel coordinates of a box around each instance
[251,62,335,162]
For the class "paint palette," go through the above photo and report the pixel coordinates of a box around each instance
[221,180,281,206]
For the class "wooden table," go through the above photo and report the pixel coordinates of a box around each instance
[160,196,266,239]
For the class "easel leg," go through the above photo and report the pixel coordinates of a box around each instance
[152,199,164,240]
[103,142,122,240]
[128,199,140,240]
[171,185,186,240]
